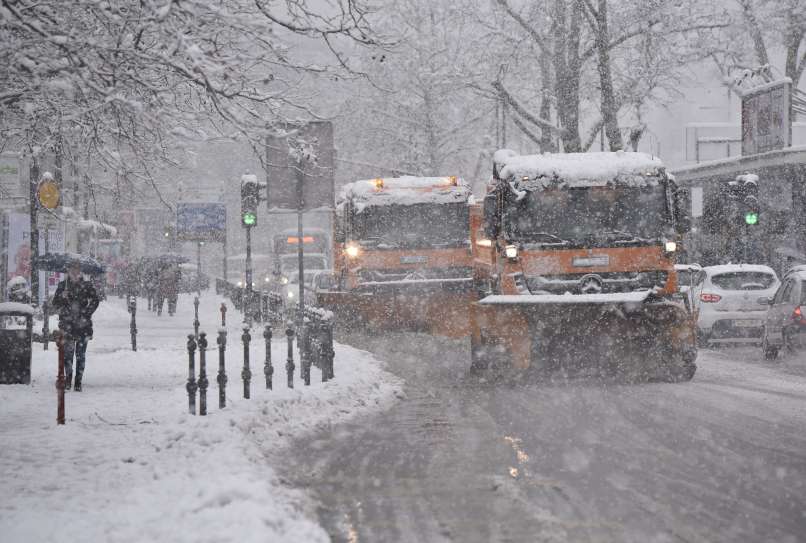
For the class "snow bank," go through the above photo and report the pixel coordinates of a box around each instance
[0,294,401,543]
[479,291,651,305]
[0,301,35,315]
[339,176,471,211]
[498,151,665,190]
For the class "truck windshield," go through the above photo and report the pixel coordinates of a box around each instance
[504,186,670,244]
[351,203,469,248]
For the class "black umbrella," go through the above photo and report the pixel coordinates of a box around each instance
[34,252,106,275]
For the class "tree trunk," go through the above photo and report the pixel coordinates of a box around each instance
[593,0,623,151]
[553,0,582,152]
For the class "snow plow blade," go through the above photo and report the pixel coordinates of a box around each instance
[471,292,697,381]
[318,280,473,338]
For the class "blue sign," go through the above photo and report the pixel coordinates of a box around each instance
[176,203,227,242]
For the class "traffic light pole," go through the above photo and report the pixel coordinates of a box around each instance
[245,226,253,294]
[295,159,305,330]
[29,158,40,306]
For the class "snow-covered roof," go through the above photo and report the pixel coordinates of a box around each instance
[497,151,666,191]
[703,264,777,276]
[0,302,35,315]
[338,176,471,211]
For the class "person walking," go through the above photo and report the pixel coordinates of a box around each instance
[157,264,180,316]
[52,261,100,391]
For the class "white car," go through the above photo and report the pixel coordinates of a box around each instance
[697,264,780,346]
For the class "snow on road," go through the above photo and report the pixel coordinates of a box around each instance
[0,293,401,543]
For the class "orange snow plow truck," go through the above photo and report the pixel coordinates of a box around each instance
[317,176,473,337]
[470,150,698,381]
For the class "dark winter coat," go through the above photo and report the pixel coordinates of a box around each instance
[52,277,100,338]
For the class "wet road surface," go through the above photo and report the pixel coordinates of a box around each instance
[286,335,806,542]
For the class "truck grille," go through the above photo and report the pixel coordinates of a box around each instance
[523,271,668,294]
[359,267,473,283]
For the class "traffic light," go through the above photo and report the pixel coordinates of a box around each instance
[736,173,760,226]
[241,175,259,227]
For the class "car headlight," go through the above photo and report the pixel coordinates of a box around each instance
[505,244,519,259]
[237,280,243,287]
[280,276,289,285]
[665,240,677,253]
[287,290,295,299]
[345,244,360,258]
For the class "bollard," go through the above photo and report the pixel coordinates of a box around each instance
[55,331,65,425]
[324,321,335,381]
[217,329,227,408]
[263,324,273,390]
[198,332,208,416]
[220,303,227,327]
[128,296,137,351]
[302,324,311,387]
[42,300,50,351]
[285,326,295,389]
[241,326,251,399]
[186,334,198,415]
[193,297,200,339]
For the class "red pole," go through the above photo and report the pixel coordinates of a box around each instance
[55,331,65,425]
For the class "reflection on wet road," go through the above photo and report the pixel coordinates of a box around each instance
[287,335,806,542]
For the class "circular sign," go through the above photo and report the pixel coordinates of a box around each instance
[37,181,60,209]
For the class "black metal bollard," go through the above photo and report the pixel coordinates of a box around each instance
[302,324,311,387]
[324,321,335,381]
[128,296,137,351]
[217,329,227,409]
[241,326,251,399]
[186,334,198,415]
[220,303,227,327]
[42,300,49,351]
[286,326,295,389]
[193,296,200,339]
[198,332,209,416]
[264,324,273,390]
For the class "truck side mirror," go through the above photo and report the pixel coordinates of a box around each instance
[674,188,692,234]
[483,193,500,239]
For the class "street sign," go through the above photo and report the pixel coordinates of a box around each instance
[265,121,335,211]
[176,203,227,242]
[37,180,60,209]
[741,79,792,156]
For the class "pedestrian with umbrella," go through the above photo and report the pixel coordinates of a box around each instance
[50,258,101,391]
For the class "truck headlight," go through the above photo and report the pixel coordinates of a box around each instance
[505,244,519,259]
[345,244,360,258]
[665,241,677,253]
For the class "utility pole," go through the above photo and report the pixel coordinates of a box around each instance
[29,157,40,306]
[295,156,306,329]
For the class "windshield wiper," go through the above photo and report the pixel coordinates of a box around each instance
[523,232,569,245]
[602,230,650,242]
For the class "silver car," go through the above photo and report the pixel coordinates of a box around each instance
[761,270,806,359]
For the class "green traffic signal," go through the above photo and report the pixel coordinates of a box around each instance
[745,211,758,225]
[242,211,257,226]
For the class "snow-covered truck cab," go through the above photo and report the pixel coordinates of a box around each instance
[470,150,697,380]
[319,176,473,337]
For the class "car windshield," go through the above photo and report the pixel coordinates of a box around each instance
[351,203,468,248]
[503,186,670,244]
[710,271,776,290]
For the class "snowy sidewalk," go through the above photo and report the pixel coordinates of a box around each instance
[0,293,401,543]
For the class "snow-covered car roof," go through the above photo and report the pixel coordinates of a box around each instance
[496,150,666,191]
[338,176,471,211]
[787,270,806,281]
[703,264,777,276]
